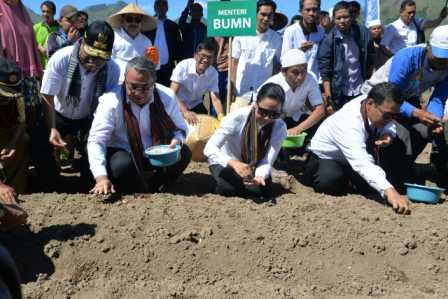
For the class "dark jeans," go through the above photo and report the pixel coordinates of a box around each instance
[334,93,361,110]
[394,117,448,181]
[303,138,412,196]
[209,164,273,198]
[156,63,174,87]
[190,102,208,114]
[106,145,191,194]
[217,71,228,115]
[31,113,92,191]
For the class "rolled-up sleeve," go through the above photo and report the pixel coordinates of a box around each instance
[204,114,238,167]
[40,51,64,96]
[87,95,116,178]
[254,121,287,179]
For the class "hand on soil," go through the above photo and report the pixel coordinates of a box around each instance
[229,160,252,179]
[90,176,116,195]
[385,188,411,215]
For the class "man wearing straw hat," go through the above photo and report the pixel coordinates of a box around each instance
[108,3,158,83]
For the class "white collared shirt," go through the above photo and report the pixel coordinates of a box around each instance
[381,17,425,54]
[232,29,282,97]
[87,83,188,178]
[170,58,219,109]
[281,22,325,82]
[41,45,120,120]
[112,28,153,82]
[309,95,395,197]
[204,105,287,179]
[154,18,169,66]
[261,72,322,121]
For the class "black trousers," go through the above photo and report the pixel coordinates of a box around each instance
[190,102,208,114]
[156,63,175,87]
[303,138,412,196]
[209,164,273,198]
[106,145,191,194]
[30,113,92,191]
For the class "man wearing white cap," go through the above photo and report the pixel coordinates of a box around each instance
[362,24,448,185]
[108,3,157,82]
[366,20,392,77]
[381,0,447,55]
[260,49,325,138]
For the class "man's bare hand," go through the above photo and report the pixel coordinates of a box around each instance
[183,111,199,125]
[0,183,17,204]
[90,176,116,195]
[375,134,392,147]
[385,188,411,214]
[228,160,253,179]
[0,148,16,160]
[49,128,67,148]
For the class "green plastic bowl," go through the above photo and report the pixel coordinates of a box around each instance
[282,132,308,148]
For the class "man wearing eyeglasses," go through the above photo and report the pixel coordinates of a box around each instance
[305,83,411,214]
[108,4,157,83]
[32,21,120,192]
[170,38,224,125]
[88,57,190,195]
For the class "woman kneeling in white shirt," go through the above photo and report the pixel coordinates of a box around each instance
[204,83,287,199]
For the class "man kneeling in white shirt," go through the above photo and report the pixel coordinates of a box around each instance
[170,38,224,125]
[88,57,191,194]
[204,83,287,198]
[305,83,411,214]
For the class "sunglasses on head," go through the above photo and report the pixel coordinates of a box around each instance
[125,16,142,23]
[257,106,282,119]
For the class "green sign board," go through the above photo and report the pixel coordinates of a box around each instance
[207,1,257,37]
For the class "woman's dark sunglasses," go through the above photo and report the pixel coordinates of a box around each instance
[257,106,282,119]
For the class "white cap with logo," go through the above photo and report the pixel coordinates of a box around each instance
[430,25,448,59]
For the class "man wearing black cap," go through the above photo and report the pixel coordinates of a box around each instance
[0,58,29,205]
[32,21,120,191]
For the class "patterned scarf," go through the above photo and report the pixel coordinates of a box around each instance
[360,99,379,164]
[122,86,179,177]
[241,107,274,169]
[65,41,107,114]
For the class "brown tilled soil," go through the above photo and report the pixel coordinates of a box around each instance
[2,156,448,299]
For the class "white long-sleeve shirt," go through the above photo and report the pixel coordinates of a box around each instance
[308,95,395,197]
[88,84,188,178]
[204,106,287,179]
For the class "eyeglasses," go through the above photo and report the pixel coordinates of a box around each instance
[125,81,154,93]
[257,106,282,119]
[124,16,142,23]
[196,52,214,61]
[375,105,399,122]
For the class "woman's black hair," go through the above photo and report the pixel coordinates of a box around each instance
[257,83,285,106]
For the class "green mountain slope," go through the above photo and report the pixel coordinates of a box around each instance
[26,1,128,24]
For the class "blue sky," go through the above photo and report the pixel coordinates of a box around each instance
[23,0,344,21]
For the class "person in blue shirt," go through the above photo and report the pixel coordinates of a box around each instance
[362,24,448,184]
